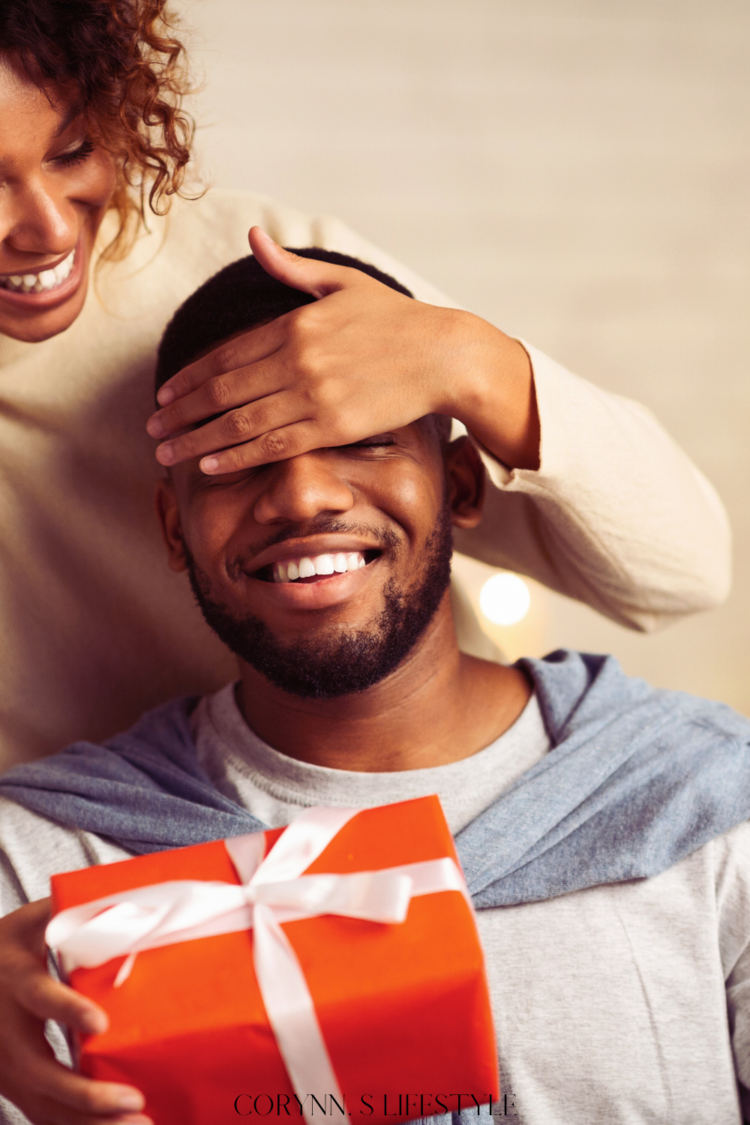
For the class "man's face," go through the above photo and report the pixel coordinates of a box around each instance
[158,413,484,699]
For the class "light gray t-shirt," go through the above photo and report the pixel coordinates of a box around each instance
[1,686,750,1124]
[191,683,550,834]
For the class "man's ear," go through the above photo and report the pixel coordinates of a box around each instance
[445,435,486,529]
[155,477,188,572]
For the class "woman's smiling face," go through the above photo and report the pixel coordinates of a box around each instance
[0,52,116,343]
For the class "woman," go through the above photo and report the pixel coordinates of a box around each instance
[0,2,732,1120]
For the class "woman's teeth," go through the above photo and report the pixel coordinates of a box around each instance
[0,248,76,294]
[273,552,367,583]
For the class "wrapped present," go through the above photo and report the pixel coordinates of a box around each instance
[48,796,499,1125]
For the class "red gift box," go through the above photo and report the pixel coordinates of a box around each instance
[49,796,499,1125]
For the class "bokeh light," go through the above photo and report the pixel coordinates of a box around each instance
[479,573,531,627]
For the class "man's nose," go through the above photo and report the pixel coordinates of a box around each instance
[253,452,355,525]
[1,179,79,257]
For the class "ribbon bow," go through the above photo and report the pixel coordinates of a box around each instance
[46,806,468,1121]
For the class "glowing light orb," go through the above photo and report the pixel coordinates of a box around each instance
[479,573,531,626]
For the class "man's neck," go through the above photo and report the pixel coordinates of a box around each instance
[236,601,531,772]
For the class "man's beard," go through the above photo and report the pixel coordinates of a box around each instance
[185,508,454,699]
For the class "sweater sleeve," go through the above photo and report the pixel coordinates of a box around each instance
[454,343,731,632]
[220,198,732,633]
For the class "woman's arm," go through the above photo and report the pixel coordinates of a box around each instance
[295,216,732,628]
[455,342,731,631]
[148,220,730,631]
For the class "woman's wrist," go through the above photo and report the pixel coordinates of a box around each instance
[436,310,540,471]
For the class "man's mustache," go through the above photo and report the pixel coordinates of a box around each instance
[227,517,402,580]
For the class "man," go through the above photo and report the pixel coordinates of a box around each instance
[1,251,750,1125]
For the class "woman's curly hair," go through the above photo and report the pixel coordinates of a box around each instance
[0,0,196,260]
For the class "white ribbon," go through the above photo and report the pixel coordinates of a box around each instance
[46,806,468,1122]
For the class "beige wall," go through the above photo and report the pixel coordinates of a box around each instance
[181,0,750,713]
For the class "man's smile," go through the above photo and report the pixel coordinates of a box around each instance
[230,532,391,619]
[271,551,368,583]
[244,533,389,581]
[238,535,387,612]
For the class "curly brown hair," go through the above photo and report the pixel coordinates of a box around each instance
[0,0,196,260]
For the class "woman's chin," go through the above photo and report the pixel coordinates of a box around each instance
[0,263,89,343]
[0,298,86,343]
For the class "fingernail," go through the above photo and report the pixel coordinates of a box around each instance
[157,387,175,406]
[80,1008,108,1035]
[156,444,175,466]
[146,417,164,438]
[200,457,220,474]
[114,1090,146,1112]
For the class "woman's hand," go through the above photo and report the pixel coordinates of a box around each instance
[147,227,540,474]
[0,899,150,1125]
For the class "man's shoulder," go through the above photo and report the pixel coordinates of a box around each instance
[522,649,750,743]
[0,693,200,828]
[0,795,131,911]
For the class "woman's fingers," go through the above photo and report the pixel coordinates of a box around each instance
[154,392,304,468]
[153,230,369,413]
[247,226,356,298]
[150,362,286,441]
[147,227,460,473]
[198,420,323,476]
[154,314,285,409]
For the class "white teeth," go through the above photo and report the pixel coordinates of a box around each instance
[271,551,369,584]
[0,248,76,293]
[54,253,74,284]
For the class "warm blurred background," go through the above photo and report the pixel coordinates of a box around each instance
[178,0,749,714]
